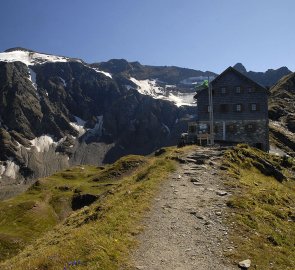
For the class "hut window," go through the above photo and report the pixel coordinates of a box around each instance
[235,104,243,112]
[248,87,255,93]
[236,86,241,93]
[245,123,256,132]
[199,123,209,133]
[251,103,257,111]
[221,87,227,94]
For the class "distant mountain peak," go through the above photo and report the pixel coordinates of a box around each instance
[233,63,247,73]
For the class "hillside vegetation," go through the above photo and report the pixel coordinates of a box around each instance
[223,145,295,270]
[0,146,195,270]
[1,144,294,269]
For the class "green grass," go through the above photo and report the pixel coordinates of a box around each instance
[0,155,146,263]
[0,146,194,270]
[223,145,295,270]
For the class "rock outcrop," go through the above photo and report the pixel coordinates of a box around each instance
[269,72,295,155]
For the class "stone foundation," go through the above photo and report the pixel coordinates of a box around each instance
[198,119,269,151]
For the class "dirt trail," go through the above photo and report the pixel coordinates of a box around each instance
[131,147,236,270]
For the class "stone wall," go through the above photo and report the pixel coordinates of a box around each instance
[198,119,269,151]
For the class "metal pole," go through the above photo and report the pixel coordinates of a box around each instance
[208,76,214,145]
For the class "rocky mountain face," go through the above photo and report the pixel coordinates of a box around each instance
[268,72,295,154]
[233,63,292,87]
[0,49,293,199]
[0,48,210,198]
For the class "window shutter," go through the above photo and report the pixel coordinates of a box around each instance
[220,104,228,113]
[256,103,260,111]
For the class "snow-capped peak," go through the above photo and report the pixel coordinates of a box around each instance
[0,49,82,66]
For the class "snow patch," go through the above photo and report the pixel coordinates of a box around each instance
[70,116,86,136]
[165,85,177,88]
[129,78,196,107]
[0,161,20,179]
[0,50,80,66]
[28,68,37,90]
[30,135,56,153]
[91,67,112,78]
[59,77,67,87]
[129,78,163,96]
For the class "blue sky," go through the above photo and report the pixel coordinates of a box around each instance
[0,0,294,73]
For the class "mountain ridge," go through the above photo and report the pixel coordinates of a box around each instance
[0,47,293,198]
[233,62,292,87]
[0,50,198,197]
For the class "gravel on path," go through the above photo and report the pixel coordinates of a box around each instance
[131,147,236,270]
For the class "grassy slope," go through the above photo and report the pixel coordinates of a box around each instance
[0,164,107,260]
[2,144,294,270]
[223,145,295,269]
[0,146,193,270]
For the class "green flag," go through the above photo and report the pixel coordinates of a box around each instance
[195,80,209,92]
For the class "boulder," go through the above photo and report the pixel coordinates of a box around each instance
[238,259,251,269]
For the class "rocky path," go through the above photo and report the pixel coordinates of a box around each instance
[131,147,236,270]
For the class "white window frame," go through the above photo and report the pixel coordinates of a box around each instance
[251,103,257,111]
[236,104,242,112]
